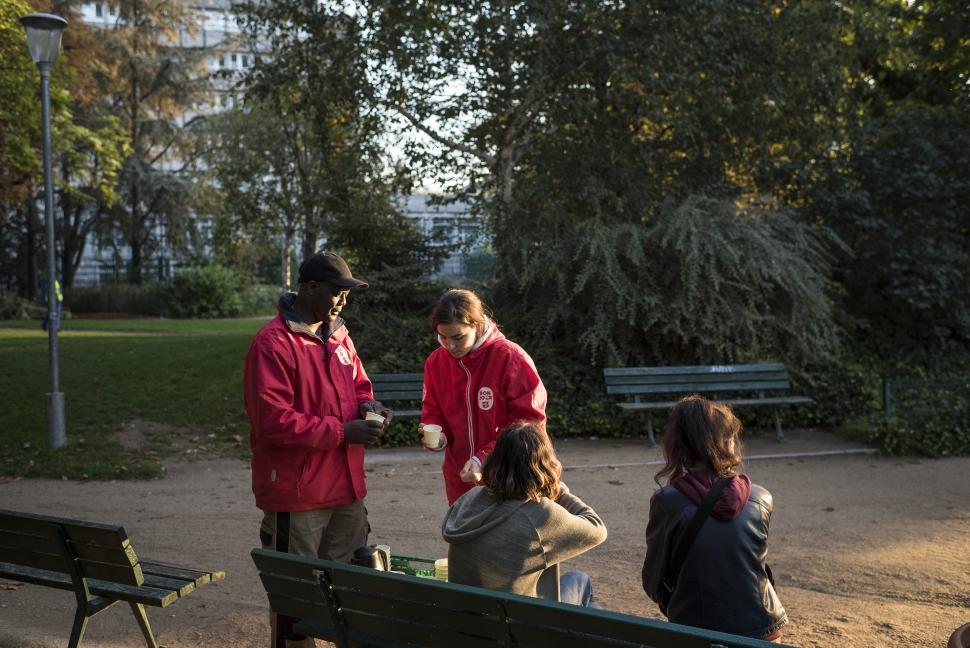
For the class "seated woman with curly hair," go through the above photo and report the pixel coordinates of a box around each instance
[441,422,607,606]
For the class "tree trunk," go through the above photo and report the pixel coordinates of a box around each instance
[281,228,293,292]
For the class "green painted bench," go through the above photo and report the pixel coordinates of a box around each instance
[0,509,224,648]
[252,548,791,648]
[603,363,812,445]
[370,372,423,418]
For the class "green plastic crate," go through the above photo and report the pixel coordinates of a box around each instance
[389,554,438,578]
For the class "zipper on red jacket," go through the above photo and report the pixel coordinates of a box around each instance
[459,359,475,461]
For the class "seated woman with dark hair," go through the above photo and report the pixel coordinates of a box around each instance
[441,422,607,606]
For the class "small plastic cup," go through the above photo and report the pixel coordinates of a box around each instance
[365,411,386,425]
[434,558,448,581]
[422,424,442,448]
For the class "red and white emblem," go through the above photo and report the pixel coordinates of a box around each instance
[335,346,352,366]
[478,387,494,411]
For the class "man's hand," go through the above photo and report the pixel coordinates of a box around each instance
[459,457,483,483]
[344,419,383,446]
[359,399,394,427]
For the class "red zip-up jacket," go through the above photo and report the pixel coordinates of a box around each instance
[421,325,547,504]
[244,299,373,512]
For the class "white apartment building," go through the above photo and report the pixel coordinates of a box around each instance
[72,2,481,286]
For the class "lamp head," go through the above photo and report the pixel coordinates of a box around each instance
[20,13,68,65]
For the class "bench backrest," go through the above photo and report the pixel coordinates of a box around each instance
[369,372,423,403]
[0,509,144,586]
[252,548,787,648]
[604,363,792,399]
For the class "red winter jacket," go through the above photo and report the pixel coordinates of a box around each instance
[421,324,547,504]
[244,299,373,512]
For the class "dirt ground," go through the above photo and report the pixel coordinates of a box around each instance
[0,428,967,648]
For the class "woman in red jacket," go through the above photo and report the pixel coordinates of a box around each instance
[420,289,547,504]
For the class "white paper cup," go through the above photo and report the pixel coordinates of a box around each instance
[434,558,448,581]
[365,411,386,425]
[422,424,442,448]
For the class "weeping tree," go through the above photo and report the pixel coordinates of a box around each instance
[505,194,846,367]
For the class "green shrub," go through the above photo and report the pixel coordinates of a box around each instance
[239,284,281,317]
[164,265,244,319]
[0,293,38,320]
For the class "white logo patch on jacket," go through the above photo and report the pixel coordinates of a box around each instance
[478,387,494,411]
[335,346,352,366]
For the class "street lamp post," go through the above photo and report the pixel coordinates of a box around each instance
[21,13,68,449]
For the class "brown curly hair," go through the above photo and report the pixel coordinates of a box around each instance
[654,394,744,485]
[482,422,561,502]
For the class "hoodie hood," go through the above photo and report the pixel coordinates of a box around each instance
[441,486,527,544]
[277,291,346,341]
[672,472,752,521]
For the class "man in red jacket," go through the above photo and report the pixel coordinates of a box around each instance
[244,251,392,648]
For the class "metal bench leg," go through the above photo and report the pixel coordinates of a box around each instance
[646,415,656,447]
[773,411,785,443]
[68,607,89,648]
[129,602,159,648]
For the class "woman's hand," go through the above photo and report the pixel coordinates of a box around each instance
[459,457,483,483]
[419,424,446,451]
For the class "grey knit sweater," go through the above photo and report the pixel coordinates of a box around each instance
[441,482,607,601]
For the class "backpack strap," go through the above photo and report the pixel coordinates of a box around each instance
[661,477,732,596]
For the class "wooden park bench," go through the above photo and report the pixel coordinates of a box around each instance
[252,547,791,648]
[603,363,812,445]
[370,372,423,418]
[0,509,224,648]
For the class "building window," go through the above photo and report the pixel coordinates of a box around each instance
[108,4,115,16]
[218,55,224,68]
[95,3,103,17]
[242,54,249,67]
[231,53,237,67]
[220,94,228,108]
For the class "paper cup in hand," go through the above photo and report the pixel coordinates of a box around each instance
[365,411,386,425]
[422,424,442,448]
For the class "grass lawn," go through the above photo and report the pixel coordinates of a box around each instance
[0,318,268,479]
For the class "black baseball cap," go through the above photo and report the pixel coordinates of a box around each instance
[297,252,369,289]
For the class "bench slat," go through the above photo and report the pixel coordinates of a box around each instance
[369,373,423,383]
[140,560,223,585]
[62,524,131,550]
[603,363,785,377]
[0,562,179,607]
[73,542,139,567]
[252,550,321,581]
[266,593,334,626]
[142,573,197,597]
[337,587,503,639]
[617,396,813,411]
[259,572,327,605]
[389,409,421,417]
[330,568,504,613]
[0,529,61,554]
[603,371,788,386]
[509,622,656,648]
[290,620,340,643]
[0,513,60,545]
[342,609,502,648]
[78,559,143,586]
[372,390,424,400]
[606,380,790,395]
[0,547,67,572]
